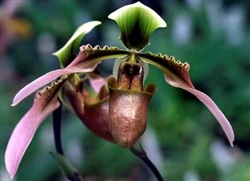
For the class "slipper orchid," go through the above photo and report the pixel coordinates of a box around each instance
[5,1,234,180]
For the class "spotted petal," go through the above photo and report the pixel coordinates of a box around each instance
[139,52,234,146]
[12,45,129,106]
[5,76,67,179]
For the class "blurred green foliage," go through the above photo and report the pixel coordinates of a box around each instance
[1,0,249,181]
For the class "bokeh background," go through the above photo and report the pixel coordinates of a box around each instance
[1,0,250,181]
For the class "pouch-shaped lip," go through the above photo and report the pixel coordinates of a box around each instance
[107,77,157,147]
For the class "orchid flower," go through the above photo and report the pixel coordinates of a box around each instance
[5,1,234,180]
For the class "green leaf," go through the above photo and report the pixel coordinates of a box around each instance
[53,21,101,68]
[108,2,166,51]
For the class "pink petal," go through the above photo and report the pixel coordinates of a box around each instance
[184,88,234,146]
[12,53,98,106]
[12,70,70,106]
[5,78,66,179]
[139,51,234,146]
[87,73,109,93]
[12,45,128,106]
[164,75,235,147]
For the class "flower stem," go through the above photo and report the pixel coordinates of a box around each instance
[52,101,64,155]
[130,142,164,181]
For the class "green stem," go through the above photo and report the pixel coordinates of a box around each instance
[130,142,164,181]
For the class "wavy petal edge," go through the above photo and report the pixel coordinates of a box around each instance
[5,77,67,179]
[12,45,129,106]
